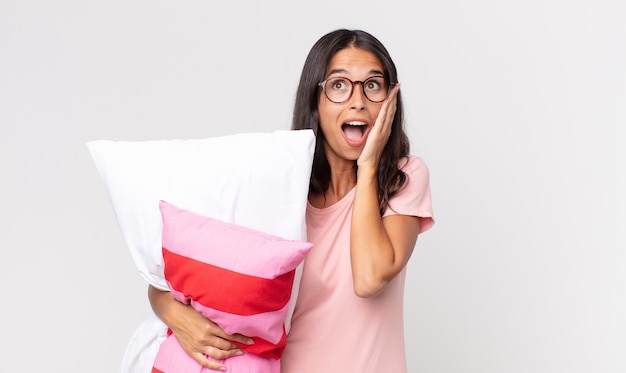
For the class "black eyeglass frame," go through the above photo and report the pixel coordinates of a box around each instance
[318,75,395,104]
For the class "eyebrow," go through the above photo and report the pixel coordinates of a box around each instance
[326,68,385,77]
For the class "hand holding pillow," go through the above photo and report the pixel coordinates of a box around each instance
[152,201,313,372]
[87,130,315,373]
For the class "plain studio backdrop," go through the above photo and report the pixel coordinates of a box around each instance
[1,1,624,372]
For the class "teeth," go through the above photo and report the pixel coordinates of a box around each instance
[345,121,366,126]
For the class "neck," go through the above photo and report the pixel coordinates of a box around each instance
[310,156,357,208]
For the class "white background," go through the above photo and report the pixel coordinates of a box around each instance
[1,1,625,372]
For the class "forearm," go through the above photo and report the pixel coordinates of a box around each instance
[148,285,187,327]
[147,284,249,370]
[350,165,396,297]
[351,164,421,298]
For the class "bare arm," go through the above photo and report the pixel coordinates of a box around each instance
[350,172,420,297]
[148,285,252,371]
[350,84,421,297]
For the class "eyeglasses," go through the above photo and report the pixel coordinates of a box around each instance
[318,76,392,103]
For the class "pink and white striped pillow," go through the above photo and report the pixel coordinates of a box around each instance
[152,201,313,373]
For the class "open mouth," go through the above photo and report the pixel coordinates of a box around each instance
[342,121,367,142]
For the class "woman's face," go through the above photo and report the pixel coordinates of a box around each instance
[317,47,385,165]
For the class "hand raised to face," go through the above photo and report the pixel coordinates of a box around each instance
[357,82,400,170]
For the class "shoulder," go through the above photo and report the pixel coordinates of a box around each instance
[385,155,435,231]
[398,155,429,179]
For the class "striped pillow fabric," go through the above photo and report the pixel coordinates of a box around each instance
[152,201,313,373]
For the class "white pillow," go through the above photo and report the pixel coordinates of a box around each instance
[86,129,315,291]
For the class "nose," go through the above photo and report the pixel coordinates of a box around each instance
[348,82,366,110]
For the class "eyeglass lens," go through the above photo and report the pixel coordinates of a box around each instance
[323,76,389,103]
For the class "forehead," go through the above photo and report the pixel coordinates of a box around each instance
[326,47,384,77]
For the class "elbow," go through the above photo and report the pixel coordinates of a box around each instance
[353,276,388,298]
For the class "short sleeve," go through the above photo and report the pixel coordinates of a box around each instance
[382,156,435,233]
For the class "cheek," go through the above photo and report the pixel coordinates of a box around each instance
[370,105,382,120]
[317,100,334,130]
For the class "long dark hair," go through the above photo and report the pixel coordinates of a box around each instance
[291,29,410,215]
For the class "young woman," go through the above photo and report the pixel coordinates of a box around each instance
[149,29,434,372]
